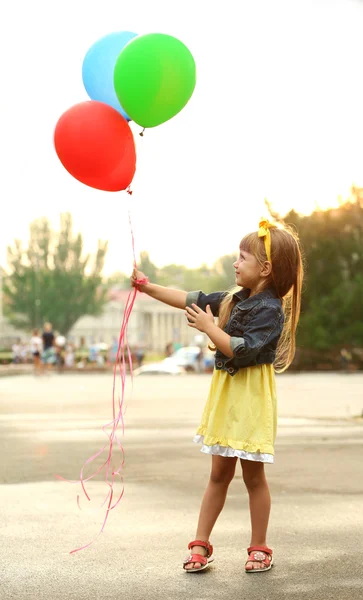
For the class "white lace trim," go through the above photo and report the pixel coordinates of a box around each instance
[193,434,274,463]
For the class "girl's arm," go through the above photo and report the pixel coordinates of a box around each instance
[185,304,234,357]
[131,269,187,309]
[204,322,234,358]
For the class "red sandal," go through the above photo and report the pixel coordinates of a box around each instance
[245,545,273,573]
[183,539,214,573]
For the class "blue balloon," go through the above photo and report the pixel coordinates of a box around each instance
[82,31,138,120]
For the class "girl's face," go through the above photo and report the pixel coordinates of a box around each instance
[233,248,262,290]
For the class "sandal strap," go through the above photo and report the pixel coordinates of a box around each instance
[247,545,272,556]
[187,539,213,557]
[183,553,208,567]
[246,547,272,568]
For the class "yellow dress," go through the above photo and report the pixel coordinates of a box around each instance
[193,365,277,463]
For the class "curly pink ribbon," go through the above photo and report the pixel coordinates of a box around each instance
[55,206,149,554]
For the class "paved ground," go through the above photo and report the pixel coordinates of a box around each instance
[1,372,363,600]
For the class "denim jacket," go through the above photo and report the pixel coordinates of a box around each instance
[186,287,284,376]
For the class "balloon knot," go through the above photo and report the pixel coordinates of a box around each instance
[135,276,149,290]
[139,128,145,137]
[126,187,133,195]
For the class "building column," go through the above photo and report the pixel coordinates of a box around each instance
[161,313,168,351]
[151,312,159,352]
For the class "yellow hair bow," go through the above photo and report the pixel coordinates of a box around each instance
[258,219,274,263]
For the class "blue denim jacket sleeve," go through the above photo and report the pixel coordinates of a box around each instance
[229,305,283,359]
[186,290,227,317]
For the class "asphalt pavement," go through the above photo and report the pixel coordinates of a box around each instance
[1,372,363,600]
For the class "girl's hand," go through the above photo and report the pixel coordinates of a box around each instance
[185,304,214,333]
[130,268,149,290]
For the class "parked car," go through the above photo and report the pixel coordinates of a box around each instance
[170,346,215,372]
[163,346,204,372]
[133,362,185,376]
[134,346,215,375]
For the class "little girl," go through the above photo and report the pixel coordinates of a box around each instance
[131,219,303,574]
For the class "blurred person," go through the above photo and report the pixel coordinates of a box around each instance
[340,347,352,372]
[41,322,56,370]
[135,345,145,368]
[165,342,174,357]
[196,346,205,373]
[30,329,42,375]
[79,336,87,351]
[19,340,29,363]
[76,336,88,366]
[88,340,98,363]
[55,332,66,372]
[64,344,75,368]
[109,337,119,364]
[96,352,105,367]
[131,220,303,574]
[11,338,22,364]
[55,333,66,349]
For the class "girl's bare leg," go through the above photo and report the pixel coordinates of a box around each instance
[240,459,272,571]
[185,454,237,570]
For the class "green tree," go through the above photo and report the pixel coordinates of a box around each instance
[138,251,159,283]
[184,264,213,292]
[143,257,236,293]
[157,263,187,288]
[207,254,237,292]
[275,187,363,350]
[4,213,108,335]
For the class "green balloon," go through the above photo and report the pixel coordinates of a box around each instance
[114,33,196,128]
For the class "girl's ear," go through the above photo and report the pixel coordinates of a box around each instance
[260,261,272,277]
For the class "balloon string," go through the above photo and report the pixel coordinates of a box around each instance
[55,193,148,554]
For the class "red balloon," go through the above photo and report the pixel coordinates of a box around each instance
[54,101,136,191]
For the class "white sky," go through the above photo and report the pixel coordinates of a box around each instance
[1,0,362,275]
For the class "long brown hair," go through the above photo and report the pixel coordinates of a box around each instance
[213,223,304,373]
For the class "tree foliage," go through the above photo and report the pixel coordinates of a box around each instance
[4,213,108,335]
[271,187,363,350]
[134,253,237,294]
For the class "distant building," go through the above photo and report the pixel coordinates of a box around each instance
[0,319,27,349]
[68,288,197,351]
[0,286,205,352]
